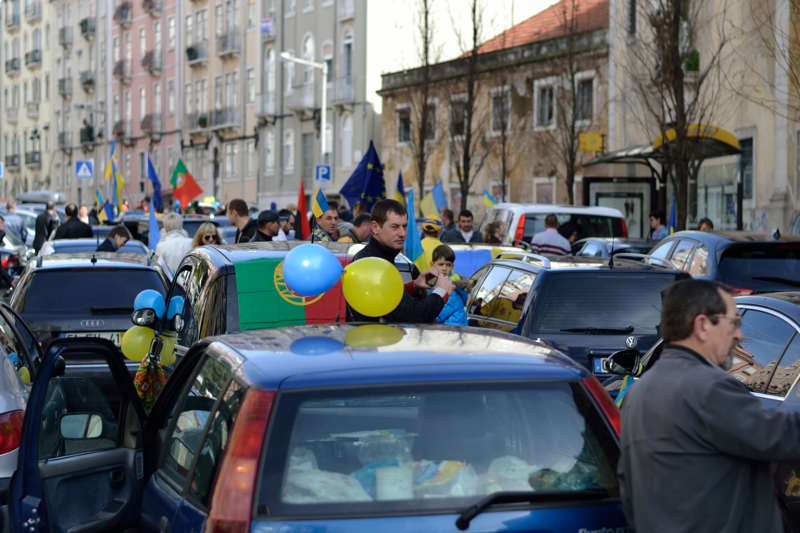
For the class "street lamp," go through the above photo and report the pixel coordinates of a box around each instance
[280,51,328,162]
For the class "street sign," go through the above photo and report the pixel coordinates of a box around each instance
[76,159,94,181]
[0,162,4,180]
[315,164,332,185]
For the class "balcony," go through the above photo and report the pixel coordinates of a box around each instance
[24,1,41,23]
[141,49,163,75]
[113,2,132,28]
[25,151,41,169]
[216,29,240,58]
[5,58,20,76]
[287,83,315,111]
[24,49,42,69]
[6,108,18,124]
[80,70,95,92]
[210,107,240,130]
[141,113,162,137]
[113,60,132,84]
[58,131,71,149]
[113,119,133,142]
[79,17,96,40]
[142,0,162,17]
[331,78,354,105]
[59,27,73,48]
[257,94,277,117]
[6,155,20,171]
[25,101,39,120]
[186,41,208,67]
[338,0,354,21]
[186,112,209,132]
[80,125,95,145]
[58,77,72,98]
[5,12,20,31]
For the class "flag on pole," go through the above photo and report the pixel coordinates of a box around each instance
[394,172,406,206]
[432,181,448,212]
[95,189,111,223]
[104,141,126,214]
[148,198,161,251]
[482,190,498,209]
[171,159,203,207]
[420,191,439,218]
[147,155,163,212]
[311,187,329,219]
[297,179,311,240]
[404,190,423,264]
[339,141,386,213]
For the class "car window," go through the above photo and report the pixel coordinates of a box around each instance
[478,270,536,329]
[0,311,34,377]
[524,214,622,242]
[171,262,210,347]
[578,241,605,257]
[648,240,674,261]
[478,209,513,239]
[767,334,800,397]
[3,307,40,369]
[719,243,800,292]
[467,266,511,318]
[199,277,226,338]
[160,355,232,488]
[188,379,246,506]
[260,383,618,517]
[669,239,696,270]
[687,244,710,276]
[738,310,796,392]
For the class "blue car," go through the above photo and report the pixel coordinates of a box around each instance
[9,325,626,533]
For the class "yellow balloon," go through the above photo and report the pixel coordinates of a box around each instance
[159,332,178,367]
[121,326,156,362]
[342,257,404,318]
[345,324,406,349]
[17,367,30,386]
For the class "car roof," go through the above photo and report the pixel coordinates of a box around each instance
[187,241,367,268]
[736,291,800,322]
[31,252,160,271]
[668,230,800,243]
[492,253,680,273]
[208,324,587,390]
[493,203,624,218]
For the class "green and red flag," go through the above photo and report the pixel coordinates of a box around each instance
[171,159,203,207]
[234,257,347,330]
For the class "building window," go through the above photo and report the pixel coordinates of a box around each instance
[740,137,753,200]
[185,83,193,115]
[197,9,208,41]
[167,79,175,114]
[113,37,120,62]
[490,87,510,135]
[185,14,194,43]
[285,50,295,92]
[342,31,353,82]
[215,3,224,36]
[154,21,162,51]
[322,41,333,83]
[424,102,436,141]
[304,0,314,12]
[139,87,147,120]
[168,17,176,50]
[248,1,256,29]
[266,48,276,92]
[303,34,314,85]
[247,67,256,103]
[533,177,556,204]
[284,130,295,173]
[450,97,466,138]
[125,91,132,120]
[139,28,146,58]
[154,82,162,114]
[534,78,556,129]
[286,0,296,17]
[397,107,411,144]
[198,79,207,112]
[265,129,275,172]
[325,122,332,155]
[341,114,353,167]
[576,76,594,123]
[214,76,223,110]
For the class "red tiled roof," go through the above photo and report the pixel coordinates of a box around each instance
[477,0,609,54]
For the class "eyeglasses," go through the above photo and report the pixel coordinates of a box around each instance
[202,234,216,242]
[709,313,743,329]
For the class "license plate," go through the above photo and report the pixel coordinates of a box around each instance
[592,357,609,374]
[62,332,121,345]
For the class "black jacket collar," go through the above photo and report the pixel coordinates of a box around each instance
[663,343,714,367]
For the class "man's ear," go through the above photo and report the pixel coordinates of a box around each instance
[693,314,710,342]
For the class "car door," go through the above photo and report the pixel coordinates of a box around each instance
[165,258,210,356]
[10,338,147,533]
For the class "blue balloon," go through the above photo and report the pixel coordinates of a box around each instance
[134,290,166,318]
[283,244,344,297]
[290,336,345,356]
[167,295,185,320]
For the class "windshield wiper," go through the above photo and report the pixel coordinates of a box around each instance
[90,307,133,315]
[559,326,635,334]
[751,276,800,288]
[455,489,609,530]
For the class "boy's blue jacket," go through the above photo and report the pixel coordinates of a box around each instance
[436,287,468,326]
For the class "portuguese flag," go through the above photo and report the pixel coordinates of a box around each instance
[234,258,347,330]
[171,159,203,207]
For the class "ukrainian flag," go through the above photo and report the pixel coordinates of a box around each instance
[394,172,406,206]
[104,141,126,213]
[311,187,329,219]
[95,189,109,223]
[482,190,498,208]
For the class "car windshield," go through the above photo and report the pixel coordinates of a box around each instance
[524,214,624,242]
[530,273,677,335]
[719,243,800,292]
[18,269,165,315]
[52,241,148,255]
[259,383,618,517]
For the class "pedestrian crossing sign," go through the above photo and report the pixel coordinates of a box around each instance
[76,159,94,180]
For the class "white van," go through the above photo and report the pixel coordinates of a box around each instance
[480,203,628,245]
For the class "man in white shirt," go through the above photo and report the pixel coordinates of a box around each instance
[155,213,193,272]
[531,214,571,255]
[275,209,295,241]
[441,210,483,244]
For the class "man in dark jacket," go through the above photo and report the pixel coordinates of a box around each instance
[33,202,59,253]
[350,199,453,323]
[441,210,482,244]
[96,225,132,252]
[54,203,93,240]
[250,210,279,242]
[227,198,258,244]
[618,279,800,533]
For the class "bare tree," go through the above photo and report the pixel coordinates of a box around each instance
[623,0,729,229]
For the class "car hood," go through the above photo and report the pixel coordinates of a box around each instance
[538,333,661,370]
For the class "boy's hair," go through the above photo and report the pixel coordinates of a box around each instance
[432,244,455,263]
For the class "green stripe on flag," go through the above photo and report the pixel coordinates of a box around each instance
[235,259,306,330]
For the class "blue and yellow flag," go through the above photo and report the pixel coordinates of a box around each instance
[339,140,386,212]
[394,172,406,207]
[404,190,423,263]
[482,190,498,209]
[104,141,126,214]
[95,189,111,223]
[311,187,329,219]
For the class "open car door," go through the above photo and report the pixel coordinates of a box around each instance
[9,338,146,533]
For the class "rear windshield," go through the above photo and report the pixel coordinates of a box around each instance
[52,242,147,255]
[719,243,800,292]
[524,214,624,243]
[259,383,618,517]
[19,269,165,315]
[530,273,678,335]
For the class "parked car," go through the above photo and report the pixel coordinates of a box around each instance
[10,253,170,348]
[573,238,653,258]
[164,241,417,358]
[9,325,625,533]
[467,252,688,374]
[645,231,800,293]
[479,204,627,246]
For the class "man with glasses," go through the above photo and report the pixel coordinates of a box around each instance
[96,224,132,252]
[618,279,800,533]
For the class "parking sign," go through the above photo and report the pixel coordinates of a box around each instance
[315,165,331,185]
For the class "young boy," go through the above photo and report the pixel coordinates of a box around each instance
[430,244,469,326]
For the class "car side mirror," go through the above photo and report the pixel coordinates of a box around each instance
[607,349,641,376]
[60,413,104,440]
